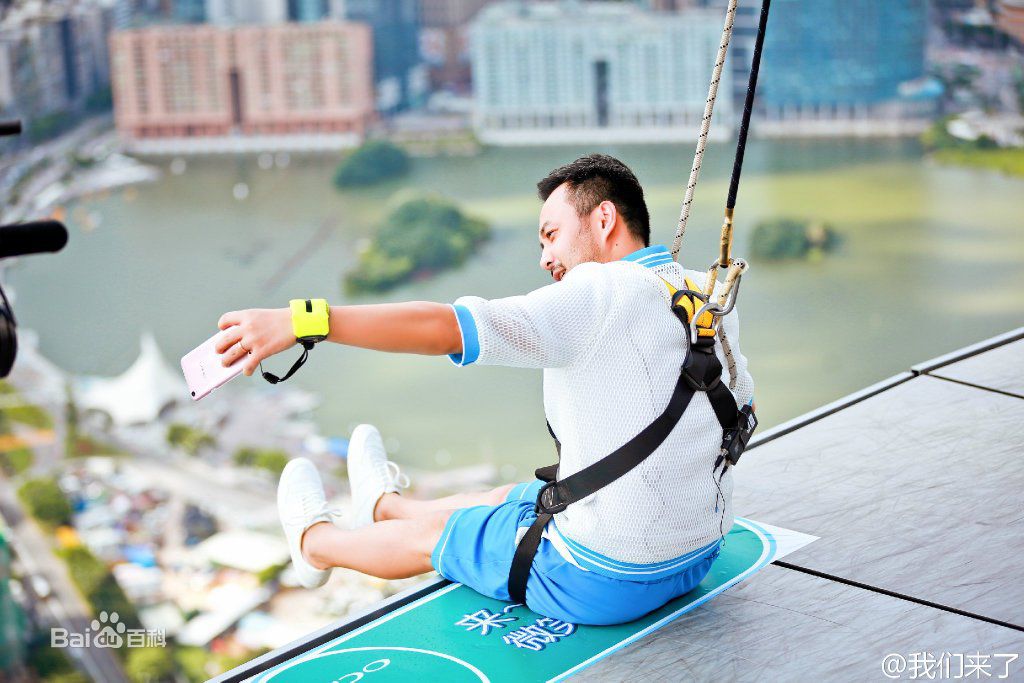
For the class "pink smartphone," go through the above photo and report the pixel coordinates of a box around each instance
[181,331,245,401]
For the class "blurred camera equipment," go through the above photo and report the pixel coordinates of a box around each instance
[0,120,69,377]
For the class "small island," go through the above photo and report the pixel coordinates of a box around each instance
[749,218,839,261]
[345,195,491,295]
[333,139,411,187]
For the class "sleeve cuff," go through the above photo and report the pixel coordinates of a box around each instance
[447,303,480,366]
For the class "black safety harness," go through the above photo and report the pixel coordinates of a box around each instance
[507,277,758,605]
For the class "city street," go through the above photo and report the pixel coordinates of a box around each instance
[0,483,128,683]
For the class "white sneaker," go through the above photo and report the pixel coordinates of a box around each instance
[347,424,410,529]
[277,458,343,589]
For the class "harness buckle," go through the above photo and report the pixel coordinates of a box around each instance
[719,404,758,469]
[681,351,720,392]
[534,480,570,515]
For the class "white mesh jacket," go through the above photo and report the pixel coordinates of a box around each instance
[448,244,755,575]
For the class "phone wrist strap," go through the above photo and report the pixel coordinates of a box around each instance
[260,299,329,384]
[260,339,315,384]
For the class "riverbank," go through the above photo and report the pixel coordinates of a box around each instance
[0,116,160,223]
[922,113,1024,177]
[932,146,1024,176]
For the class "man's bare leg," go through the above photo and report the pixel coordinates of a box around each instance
[300,510,452,579]
[374,483,516,522]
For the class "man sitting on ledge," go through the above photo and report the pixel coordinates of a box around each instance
[215,154,755,626]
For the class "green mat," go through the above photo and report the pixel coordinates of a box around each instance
[251,518,815,682]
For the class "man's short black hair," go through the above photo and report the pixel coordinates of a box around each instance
[537,154,650,246]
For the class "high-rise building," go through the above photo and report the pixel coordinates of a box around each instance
[758,0,929,121]
[173,0,207,23]
[110,22,374,139]
[421,0,491,26]
[729,2,757,110]
[470,2,732,143]
[997,0,1024,45]
[641,0,759,118]
[288,0,329,22]
[420,0,490,91]
[0,2,114,126]
[207,0,288,25]
[339,0,423,112]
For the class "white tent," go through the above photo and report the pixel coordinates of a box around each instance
[79,332,187,426]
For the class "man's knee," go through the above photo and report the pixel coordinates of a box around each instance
[418,509,453,561]
[426,509,453,538]
[489,483,516,505]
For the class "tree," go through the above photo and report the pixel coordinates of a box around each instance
[333,140,410,188]
[26,633,88,682]
[345,195,491,294]
[750,218,838,261]
[58,546,141,630]
[166,423,216,456]
[233,446,289,476]
[343,248,414,295]
[254,449,289,476]
[232,446,258,467]
[63,382,80,459]
[18,478,71,527]
[174,646,212,683]
[0,446,33,476]
[125,646,175,683]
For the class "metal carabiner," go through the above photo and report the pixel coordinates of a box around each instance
[689,300,725,347]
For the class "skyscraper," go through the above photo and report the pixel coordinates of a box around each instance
[288,0,329,22]
[173,0,207,23]
[470,2,732,144]
[420,0,490,91]
[759,0,929,120]
[997,0,1024,45]
[339,0,423,112]
[207,0,287,25]
[110,22,375,141]
[0,2,114,128]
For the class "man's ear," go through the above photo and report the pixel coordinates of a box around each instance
[596,200,617,240]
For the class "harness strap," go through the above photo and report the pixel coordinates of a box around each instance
[538,370,698,515]
[509,368,701,605]
[507,512,551,605]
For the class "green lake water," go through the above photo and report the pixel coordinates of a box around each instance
[8,139,1024,478]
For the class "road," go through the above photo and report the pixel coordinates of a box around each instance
[0,483,128,683]
[0,114,114,222]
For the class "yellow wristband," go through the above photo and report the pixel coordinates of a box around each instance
[289,299,329,341]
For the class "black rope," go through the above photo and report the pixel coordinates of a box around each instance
[726,0,771,210]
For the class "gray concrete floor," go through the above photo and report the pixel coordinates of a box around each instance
[582,328,1024,681]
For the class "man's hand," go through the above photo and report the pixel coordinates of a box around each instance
[216,308,295,377]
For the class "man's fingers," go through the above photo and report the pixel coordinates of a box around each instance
[220,341,246,367]
[215,327,242,354]
[243,354,261,377]
[218,311,241,330]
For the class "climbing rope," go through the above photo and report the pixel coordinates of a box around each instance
[671,0,772,390]
[670,0,738,261]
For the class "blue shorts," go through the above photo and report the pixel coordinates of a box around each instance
[430,480,720,626]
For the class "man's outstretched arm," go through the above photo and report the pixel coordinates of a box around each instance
[215,302,462,377]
